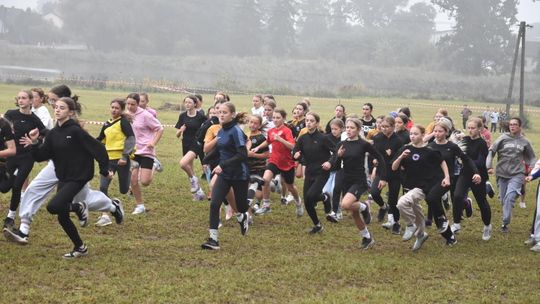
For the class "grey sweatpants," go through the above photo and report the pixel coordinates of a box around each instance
[496,174,524,226]
[19,161,114,225]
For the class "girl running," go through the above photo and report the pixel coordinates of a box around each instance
[253,108,303,217]
[394,113,410,145]
[333,117,387,249]
[324,118,344,221]
[2,90,47,229]
[201,102,250,250]
[324,104,346,134]
[31,88,54,129]
[127,93,164,214]
[177,95,207,198]
[246,115,269,212]
[25,97,109,258]
[392,125,456,251]
[293,112,336,234]
[486,117,536,233]
[371,116,403,234]
[452,117,492,240]
[95,98,135,226]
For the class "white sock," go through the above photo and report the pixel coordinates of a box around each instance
[360,228,371,239]
[359,202,367,212]
[236,213,244,222]
[7,210,16,219]
[387,214,395,223]
[20,222,30,235]
[263,199,271,208]
[209,229,219,241]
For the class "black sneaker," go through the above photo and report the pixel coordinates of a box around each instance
[360,236,375,250]
[377,204,388,222]
[238,213,249,236]
[63,244,88,259]
[391,222,401,235]
[280,197,288,205]
[201,238,220,250]
[326,213,339,223]
[72,201,89,227]
[361,202,372,225]
[111,198,124,224]
[464,198,473,218]
[3,217,14,229]
[486,182,495,198]
[3,227,28,245]
[435,216,449,234]
[501,225,509,233]
[309,225,324,234]
[446,235,458,247]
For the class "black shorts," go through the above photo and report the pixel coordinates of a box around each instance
[134,155,154,169]
[342,179,369,200]
[182,141,202,157]
[266,163,295,185]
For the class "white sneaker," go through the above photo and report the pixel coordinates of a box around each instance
[451,223,461,234]
[132,204,146,215]
[531,243,540,252]
[95,214,112,227]
[336,210,343,220]
[402,225,416,241]
[296,202,304,217]
[519,201,526,209]
[286,194,295,203]
[382,220,395,229]
[412,232,429,251]
[482,224,492,241]
[189,176,200,193]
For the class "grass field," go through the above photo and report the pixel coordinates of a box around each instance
[0,83,539,303]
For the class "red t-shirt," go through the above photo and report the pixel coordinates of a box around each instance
[267,125,295,171]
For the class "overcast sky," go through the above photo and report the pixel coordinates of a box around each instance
[1,0,539,30]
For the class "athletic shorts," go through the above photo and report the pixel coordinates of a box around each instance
[182,142,202,157]
[342,179,369,200]
[266,163,295,185]
[134,155,154,170]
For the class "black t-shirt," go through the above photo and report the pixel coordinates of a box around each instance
[397,145,443,192]
[372,132,404,180]
[248,133,268,174]
[175,111,207,146]
[333,138,386,183]
[395,130,410,145]
[4,109,47,154]
[428,141,477,177]
[361,116,377,136]
[0,118,14,162]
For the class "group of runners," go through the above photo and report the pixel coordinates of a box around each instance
[1,85,539,257]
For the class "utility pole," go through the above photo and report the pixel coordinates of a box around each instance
[506,22,533,122]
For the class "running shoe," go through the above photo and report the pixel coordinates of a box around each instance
[524,235,536,246]
[446,235,458,247]
[482,224,492,241]
[132,204,146,215]
[309,225,324,234]
[377,203,388,222]
[391,222,401,235]
[530,243,540,253]
[201,238,220,250]
[402,225,416,241]
[3,217,14,229]
[3,227,28,245]
[451,223,461,234]
[360,237,375,250]
[295,202,304,217]
[486,181,495,198]
[519,201,526,209]
[238,213,249,236]
[412,232,429,251]
[190,176,200,193]
[153,158,163,172]
[360,201,371,225]
[95,214,113,227]
[63,244,88,259]
[73,201,89,227]
[464,198,473,217]
[326,212,339,223]
[501,225,509,233]
[255,206,271,215]
[111,198,124,224]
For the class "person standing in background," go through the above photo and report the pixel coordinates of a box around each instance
[460,104,472,130]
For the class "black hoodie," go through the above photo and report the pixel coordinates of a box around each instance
[31,119,109,182]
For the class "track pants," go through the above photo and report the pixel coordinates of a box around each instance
[47,181,86,248]
[304,172,330,226]
[209,176,248,230]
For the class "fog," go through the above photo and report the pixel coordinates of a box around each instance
[0,0,539,102]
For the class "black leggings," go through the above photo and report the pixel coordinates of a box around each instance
[424,183,450,227]
[2,153,35,212]
[303,172,330,226]
[370,175,401,221]
[209,176,248,230]
[453,174,491,225]
[100,159,131,196]
[47,181,86,248]
[427,176,457,221]
[332,169,344,213]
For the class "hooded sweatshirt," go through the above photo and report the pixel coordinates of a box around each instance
[486,133,536,178]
